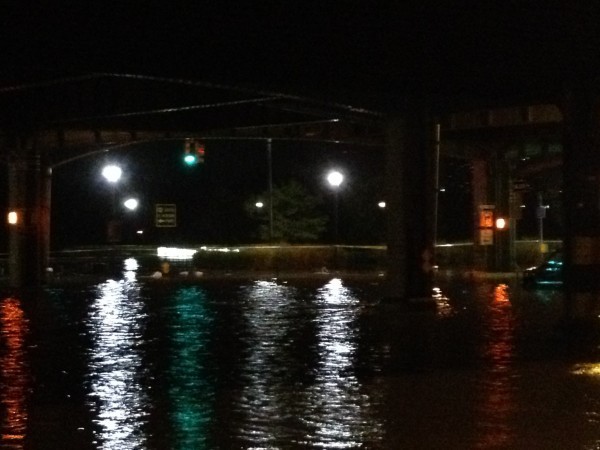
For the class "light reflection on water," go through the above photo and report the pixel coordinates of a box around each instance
[474,283,516,449]
[6,269,600,448]
[0,297,29,450]
[85,263,149,450]
[236,279,298,447]
[235,278,382,448]
[305,278,382,448]
[166,286,215,449]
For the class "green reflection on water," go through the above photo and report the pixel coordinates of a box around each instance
[168,287,215,450]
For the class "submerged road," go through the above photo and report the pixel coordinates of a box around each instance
[0,259,597,449]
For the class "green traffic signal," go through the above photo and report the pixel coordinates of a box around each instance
[183,140,205,166]
[184,153,197,165]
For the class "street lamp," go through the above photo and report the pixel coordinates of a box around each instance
[123,198,139,211]
[102,164,123,243]
[327,170,344,243]
[101,164,122,184]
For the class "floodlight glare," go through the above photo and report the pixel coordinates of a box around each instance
[102,165,122,183]
[327,170,344,188]
[123,198,139,211]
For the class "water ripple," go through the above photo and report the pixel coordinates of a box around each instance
[85,274,149,450]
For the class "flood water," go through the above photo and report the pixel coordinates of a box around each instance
[2,259,600,449]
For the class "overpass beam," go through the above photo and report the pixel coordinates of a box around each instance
[384,114,435,302]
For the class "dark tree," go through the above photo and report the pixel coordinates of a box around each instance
[246,180,328,243]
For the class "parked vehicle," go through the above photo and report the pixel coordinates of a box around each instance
[522,250,563,288]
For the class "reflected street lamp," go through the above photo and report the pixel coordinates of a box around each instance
[327,170,344,244]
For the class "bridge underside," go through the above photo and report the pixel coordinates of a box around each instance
[0,74,385,286]
[1,74,599,318]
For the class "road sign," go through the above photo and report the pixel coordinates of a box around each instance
[155,204,177,227]
[478,204,495,228]
[479,228,494,245]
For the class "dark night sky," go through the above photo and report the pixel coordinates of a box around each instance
[1,2,596,246]
[3,2,597,104]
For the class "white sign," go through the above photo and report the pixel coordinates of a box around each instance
[479,228,494,246]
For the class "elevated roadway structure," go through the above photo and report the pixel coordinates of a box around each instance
[0,73,596,321]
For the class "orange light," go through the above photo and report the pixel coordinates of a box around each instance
[480,210,494,228]
[495,217,507,230]
[7,211,18,225]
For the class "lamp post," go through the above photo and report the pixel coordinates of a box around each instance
[327,170,344,244]
[102,164,122,243]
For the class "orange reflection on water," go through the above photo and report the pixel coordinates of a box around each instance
[475,283,516,449]
[0,297,29,449]
[493,283,510,303]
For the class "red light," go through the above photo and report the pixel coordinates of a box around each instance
[196,143,205,162]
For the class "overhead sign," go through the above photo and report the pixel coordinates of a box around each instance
[155,204,177,227]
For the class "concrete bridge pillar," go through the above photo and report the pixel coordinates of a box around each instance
[562,86,600,319]
[384,113,435,302]
[491,154,512,272]
[471,153,514,273]
[471,158,490,270]
[6,138,51,288]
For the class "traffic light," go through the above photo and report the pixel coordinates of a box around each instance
[195,141,205,163]
[183,140,205,166]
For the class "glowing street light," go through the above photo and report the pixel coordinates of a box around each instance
[255,201,264,208]
[102,164,123,244]
[327,170,344,244]
[378,201,386,209]
[7,211,18,225]
[327,170,344,188]
[123,198,139,211]
[101,164,122,183]
[496,217,507,230]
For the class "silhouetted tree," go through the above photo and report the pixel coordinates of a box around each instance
[245,180,327,242]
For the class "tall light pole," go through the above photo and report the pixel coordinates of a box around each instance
[102,165,122,208]
[102,164,122,243]
[327,170,344,244]
[267,138,274,242]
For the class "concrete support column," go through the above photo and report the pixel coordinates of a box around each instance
[471,155,513,272]
[40,162,52,275]
[7,139,49,288]
[472,158,490,270]
[492,154,512,271]
[384,114,435,302]
[562,86,600,319]
[8,153,27,287]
